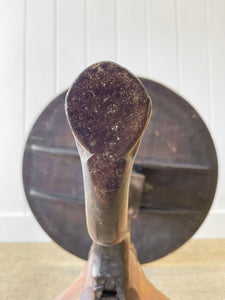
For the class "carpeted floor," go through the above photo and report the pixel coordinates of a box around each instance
[0,239,224,300]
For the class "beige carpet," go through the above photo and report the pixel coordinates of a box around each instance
[0,239,224,300]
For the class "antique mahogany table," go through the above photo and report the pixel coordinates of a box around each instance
[23,61,217,299]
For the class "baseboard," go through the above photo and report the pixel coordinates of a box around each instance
[0,210,224,242]
[0,213,50,242]
[193,209,225,238]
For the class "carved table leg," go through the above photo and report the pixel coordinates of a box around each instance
[55,61,168,300]
[55,236,168,300]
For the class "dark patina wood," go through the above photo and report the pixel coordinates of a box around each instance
[23,66,218,265]
[65,62,151,246]
[55,61,168,299]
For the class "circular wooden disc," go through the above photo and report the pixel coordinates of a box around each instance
[23,78,217,263]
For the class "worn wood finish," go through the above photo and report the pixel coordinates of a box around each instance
[66,62,151,246]
[56,62,167,299]
[55,237,168,300]
[23,74,217,263]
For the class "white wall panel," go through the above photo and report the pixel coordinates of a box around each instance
[207,0,225,210]
[176,0,211,126]
[147,0,178,89]
[87,0,115,65]
[25,0,56,214]
[57,0,86,92]
[0,0,25,213]
[0,0,225,240]
[117,0,147,75]
[26,0,55,132]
